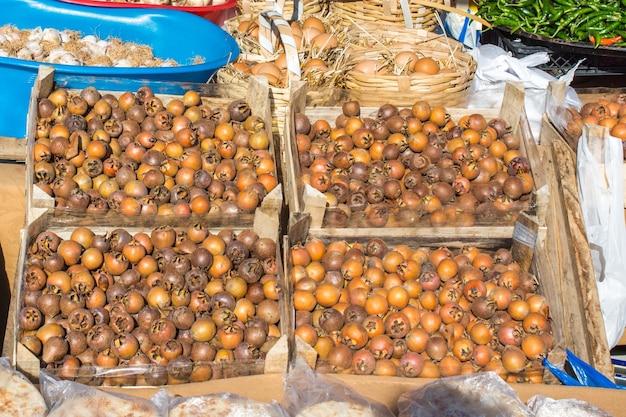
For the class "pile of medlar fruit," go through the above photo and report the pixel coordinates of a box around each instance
[33,86,278,218]
[294,99,535,227]
[20,224,281,386]
[290,237,553,382]
[556,94,626,159]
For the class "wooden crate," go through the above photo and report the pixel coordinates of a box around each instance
[545,83,626,210]
[537,108,612,378]
[543,81,624,355]
[285,208,582,382]
[4,205,287,383]
[26,66,285,229]
[283,83,550,235]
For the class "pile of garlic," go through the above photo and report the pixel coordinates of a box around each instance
[0,25,182,67]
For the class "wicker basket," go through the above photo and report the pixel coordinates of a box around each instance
[218,11,347,136]
[330,0,443,30]
[340,26,476,107]
[237,0,327,20]
[224,13,280,61]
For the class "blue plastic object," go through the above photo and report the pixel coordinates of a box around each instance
[0,0,239,139]
[543,349,626,390]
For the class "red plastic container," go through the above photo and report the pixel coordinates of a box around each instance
[56,0,237,26]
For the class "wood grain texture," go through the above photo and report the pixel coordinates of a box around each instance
[0,138,27,162]
[540,115,613,378]
[0,162,26,356]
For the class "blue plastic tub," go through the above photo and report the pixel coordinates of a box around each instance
[56,0,238,26]
[0,0,239,139]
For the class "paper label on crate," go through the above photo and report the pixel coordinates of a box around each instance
[512,221,537,249]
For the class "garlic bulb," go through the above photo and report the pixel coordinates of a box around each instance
[59,31,71,43]
[42,28,61,43]
[27,27,43,42]
[58,53,81,66]
[82,35,98,45]
[0,24,183,67]
[46,48,67,63]
[16,48,32,60]
[25,40,43,57]
[6,31,21,43]
[83,40,107,57]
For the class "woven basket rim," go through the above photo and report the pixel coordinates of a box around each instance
[330,0,442,16]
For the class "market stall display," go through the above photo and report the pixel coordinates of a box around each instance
[0,0,625,413]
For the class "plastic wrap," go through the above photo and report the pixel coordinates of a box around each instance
[543,349,625,390]
[0,357,47,417]
[469,44,581,141]
[165,391,289,417]
[40,369,164,417]
[283,358,395,417]
[577,125,626,348]
[397,372,533,417]
[527,394,615,417]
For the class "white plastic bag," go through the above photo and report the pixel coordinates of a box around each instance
[577,124,626,348]
[444,11,481,49]
[469,44,581,140]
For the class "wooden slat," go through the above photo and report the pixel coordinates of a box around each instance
[539,114,613,379]
[0,138,27,162]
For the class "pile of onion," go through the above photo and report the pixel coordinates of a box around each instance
[32,86,278,218]
[290,238,552,382]
[294,99,534,228]
[20,225,281,386]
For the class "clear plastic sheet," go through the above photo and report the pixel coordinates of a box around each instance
[40,369,164,417]
[163,390,289,417]
[527,394,615,417]
[0,357,47,417]
[577,125,626,348]
[397,372,534,417]
[282,358,395,417]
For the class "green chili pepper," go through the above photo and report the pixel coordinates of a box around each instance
[550,7,593,37]
[552,0,575,7]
